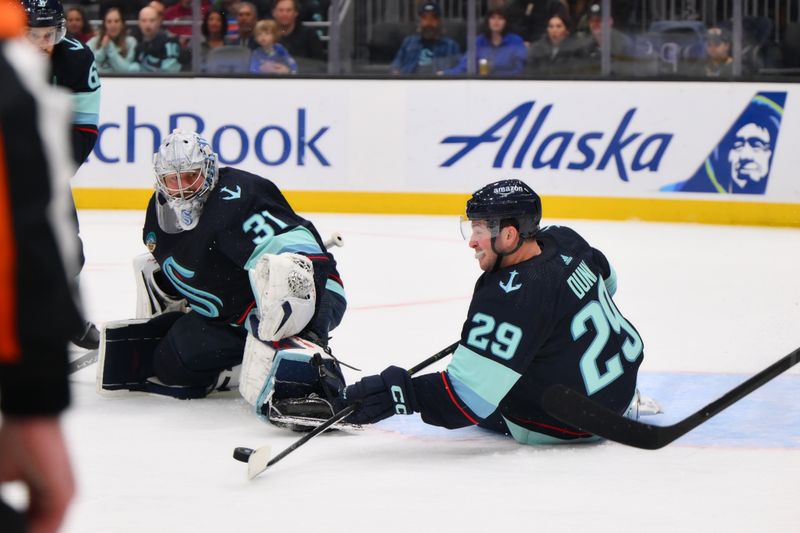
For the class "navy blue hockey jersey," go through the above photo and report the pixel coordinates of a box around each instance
[143,167,345,325]
[413,225,644,444]
[51,36,100,164]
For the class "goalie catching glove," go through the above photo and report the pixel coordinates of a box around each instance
[342,366,417,425]
[249,253,316,341]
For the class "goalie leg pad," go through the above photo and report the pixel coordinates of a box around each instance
[240,336,347,430]
[96,312,183,395]
[98,312,245,399]
[249,253,316,341]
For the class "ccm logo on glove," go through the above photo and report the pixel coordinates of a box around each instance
[390,385,407,414]
[343,366,417,425]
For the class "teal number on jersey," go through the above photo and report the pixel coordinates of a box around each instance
[571,279,643,395]
[88,63,100,90]
[466,312,523,361]
[243,209,288,245]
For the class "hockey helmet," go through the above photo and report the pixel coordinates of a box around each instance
[462,179,541,240]
[22,0,66,45]
[153,129,219,233]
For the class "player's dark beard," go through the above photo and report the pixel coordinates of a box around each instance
[420,25,441,41]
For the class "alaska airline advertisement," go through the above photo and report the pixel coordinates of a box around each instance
[74,78,798,203]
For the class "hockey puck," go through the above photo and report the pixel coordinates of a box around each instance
[232,447,254,463]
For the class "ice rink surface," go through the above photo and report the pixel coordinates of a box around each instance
[16,211,800,532]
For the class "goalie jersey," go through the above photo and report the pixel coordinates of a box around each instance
[412,225,644,444]
[142,167,345,326]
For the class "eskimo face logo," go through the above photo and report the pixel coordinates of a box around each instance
[728,123,772,187]
[662,92,785,195]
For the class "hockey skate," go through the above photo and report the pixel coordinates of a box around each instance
[265,393,362,432]
[263,351,360,432]
[625,389,663,420]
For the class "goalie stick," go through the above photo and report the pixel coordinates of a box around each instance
[233,341,460,480]
[69,349,98,375]
[542,346,800,450]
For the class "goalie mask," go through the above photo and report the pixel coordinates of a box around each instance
[153,129,219,233]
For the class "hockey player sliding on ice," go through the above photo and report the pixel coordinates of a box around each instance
[23,0,102,350]
[339,179,659,444]
[98,130,348,429]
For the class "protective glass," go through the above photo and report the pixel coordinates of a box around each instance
[26,26,63,47]
[459,216,494,241]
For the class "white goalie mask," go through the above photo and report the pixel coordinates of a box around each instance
[153,129,219,233]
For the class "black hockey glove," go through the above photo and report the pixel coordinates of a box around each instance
[343,366,417,425]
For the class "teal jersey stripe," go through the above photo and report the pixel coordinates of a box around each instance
[244,226,322,270]
[73,90,100,125]
[325,278,346,300]
[446,344,521,415]
[503,416,602,445]
[448,372,497,418]
[604,263,617,297]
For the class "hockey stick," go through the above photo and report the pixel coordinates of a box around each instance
[69,349,99,374]
[542,346,800,450]
[233,341,460,479]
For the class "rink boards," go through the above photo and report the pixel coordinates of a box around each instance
[73,78,800,226]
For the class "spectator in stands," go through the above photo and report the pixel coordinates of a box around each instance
[250,19,297,74]
[213,0,239,40]
[272,0,324,62]
[576,2,633,73]
[65,6,95,43]
[527,11,580,76]
[164,0,212,48]
[390,1,461,75]
[199,7,228,69]
[229,1,258,49]
[128,1,166,42]
[128,5,182,72]
[698,26,733,78]
[87,6,139,73]
[443,6,527,76]
[504,0,569,45]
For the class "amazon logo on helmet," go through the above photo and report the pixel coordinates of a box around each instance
[466,179,542,238]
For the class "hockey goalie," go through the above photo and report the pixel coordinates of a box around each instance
[96,129,348,430]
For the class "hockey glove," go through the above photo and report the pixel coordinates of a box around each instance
[343,366,417,425]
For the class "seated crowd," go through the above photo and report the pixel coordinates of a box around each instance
[67,0,792,77]
[69,0,325,74]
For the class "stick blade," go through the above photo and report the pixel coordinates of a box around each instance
[247,445,272,480]
[542,384,670,450]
